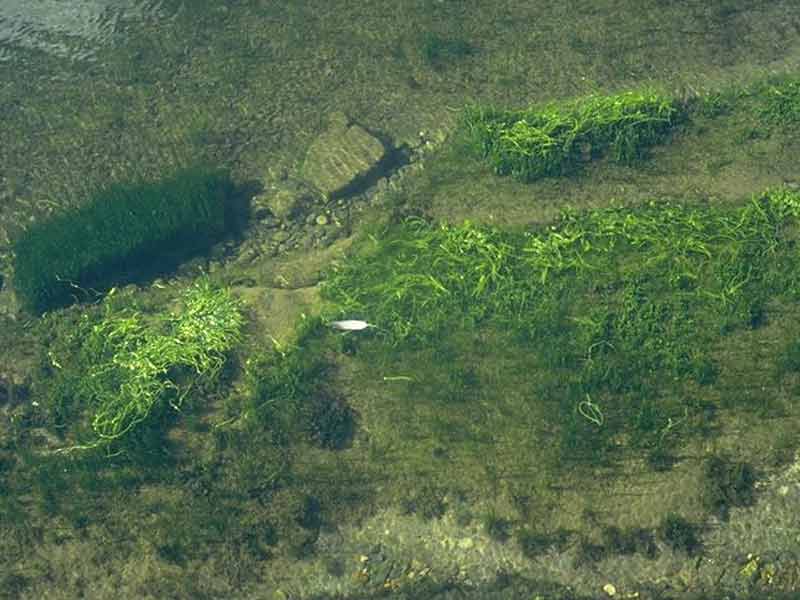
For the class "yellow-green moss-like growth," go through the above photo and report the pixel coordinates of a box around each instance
[464,90,680,182]
[756,76,800,128]
[12,167,233,314]
[57,277,243,452]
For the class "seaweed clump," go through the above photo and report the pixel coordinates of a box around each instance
[464,89,681,182]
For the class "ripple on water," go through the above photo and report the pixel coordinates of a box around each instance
[0,0,179,63]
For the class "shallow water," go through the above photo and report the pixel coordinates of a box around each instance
[0,0,175,62]
[2,2,800,598]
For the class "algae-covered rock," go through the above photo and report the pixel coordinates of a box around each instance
[302,112,387,199]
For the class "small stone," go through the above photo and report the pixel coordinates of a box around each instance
[602,583,616,596]
[257,179,321,222]
[272,230,290,243]
[260,242,278,257]
[233,244,260,265]
[315,214,328,226]
[458,537,474,550]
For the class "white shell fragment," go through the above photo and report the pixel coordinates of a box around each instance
[330,319,375,331]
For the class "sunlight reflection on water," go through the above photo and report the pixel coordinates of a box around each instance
[0,0,178,62]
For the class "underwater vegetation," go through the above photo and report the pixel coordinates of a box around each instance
[12,166,233,313]
[0,300,345,593]
[755,75,800,128]
[38,277,243,452]
[321,186,800,462]
[690,74,800,137]
[464,89,681,182]
[5,75,800,598]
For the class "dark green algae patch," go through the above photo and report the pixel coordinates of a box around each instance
[11,166,236,314]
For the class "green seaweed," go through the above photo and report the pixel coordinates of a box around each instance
[40,277,243,452]
[321,186,800,466]
[464,90,681,181]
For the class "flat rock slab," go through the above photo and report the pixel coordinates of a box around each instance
[302,113,386,199]
[254,235,354,289]
[233,284,321,348]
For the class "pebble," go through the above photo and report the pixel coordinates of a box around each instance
[458,537,474,550]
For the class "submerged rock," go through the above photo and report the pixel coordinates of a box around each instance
[302,112,387,199]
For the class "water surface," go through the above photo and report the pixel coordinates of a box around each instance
[0,0,174,62]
